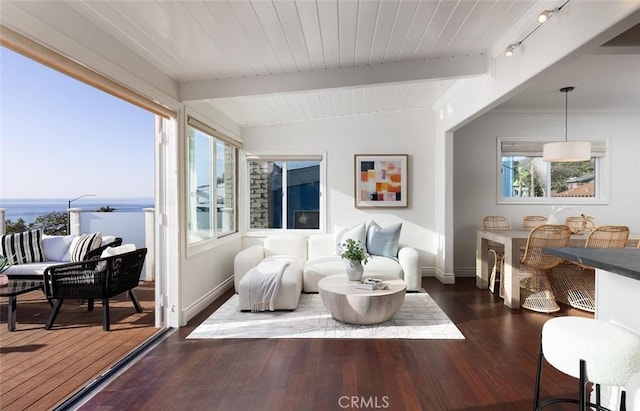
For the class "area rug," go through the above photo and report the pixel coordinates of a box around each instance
[187,292,464,340]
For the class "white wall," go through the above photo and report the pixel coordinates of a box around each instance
[453,110,640,275]
[431,2,640,280]
[242,109,439,275]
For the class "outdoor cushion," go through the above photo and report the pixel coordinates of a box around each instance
[101,243,136,258]
[3,261,62,276]
[42,235,74,262]
[70,232,102,262]
[0,229,45,265]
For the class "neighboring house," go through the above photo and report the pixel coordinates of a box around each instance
[1,1,639,330]
[555,177,596,197]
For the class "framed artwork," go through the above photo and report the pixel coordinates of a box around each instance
[354,154,408,208]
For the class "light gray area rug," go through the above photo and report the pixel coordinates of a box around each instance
[187,292,465,340]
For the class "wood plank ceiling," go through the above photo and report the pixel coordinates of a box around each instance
[64,0,543,126]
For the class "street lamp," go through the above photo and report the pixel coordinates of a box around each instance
[67,194,95,234]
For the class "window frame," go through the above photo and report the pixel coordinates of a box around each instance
[244,153,326,235]
[186,116,240,250]
[496,137,609,205]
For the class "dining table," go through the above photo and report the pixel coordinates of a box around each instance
[475,229,640,309]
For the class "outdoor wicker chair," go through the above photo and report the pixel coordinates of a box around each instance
[43,248,147,331]
[551,225,629,312]
[522,216,547,230]
[507,224,571,313]
[481,216,512,294]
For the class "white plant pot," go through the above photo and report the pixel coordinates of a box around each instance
[346,260,364,282]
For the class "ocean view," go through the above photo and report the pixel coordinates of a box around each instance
[0,198,154,225]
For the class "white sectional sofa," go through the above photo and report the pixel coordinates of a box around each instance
[234,226,420,311]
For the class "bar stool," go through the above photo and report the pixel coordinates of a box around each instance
[627,372,640,410]
[534,316,640,411]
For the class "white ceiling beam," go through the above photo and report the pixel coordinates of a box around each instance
[178,55,486,101]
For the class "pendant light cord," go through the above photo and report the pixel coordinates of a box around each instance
[565,89,568,142]
[560,86,574,142]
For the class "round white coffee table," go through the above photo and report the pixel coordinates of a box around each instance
[318,275,407,325]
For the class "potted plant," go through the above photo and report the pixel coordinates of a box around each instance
[338,238,370,281]
[0,255,12,287]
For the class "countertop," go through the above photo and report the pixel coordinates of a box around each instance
[544,247,640,281]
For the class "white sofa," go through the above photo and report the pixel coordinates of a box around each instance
[2,233,120,278]
[234,232,420,310]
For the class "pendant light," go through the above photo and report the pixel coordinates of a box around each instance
[543,87,591,162]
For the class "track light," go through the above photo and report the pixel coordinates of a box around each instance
[537,8,558,24]
[505,43,519,57]
[504,1,569,59]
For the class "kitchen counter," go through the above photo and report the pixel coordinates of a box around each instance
[544,247,640,281]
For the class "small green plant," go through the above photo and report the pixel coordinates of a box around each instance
[0,255,13,274]
[338,238,370,265]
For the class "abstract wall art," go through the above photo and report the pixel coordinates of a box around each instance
[354,154,408,208]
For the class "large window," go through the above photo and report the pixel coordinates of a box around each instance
[187,117,239,243]
[247,156,323,230]
[498,139,607,204]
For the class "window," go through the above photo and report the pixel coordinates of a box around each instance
[498,139,607,204]
[247,156,323,230]
[187,117,239,243]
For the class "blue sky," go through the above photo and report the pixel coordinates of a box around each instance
[0,47,154,200]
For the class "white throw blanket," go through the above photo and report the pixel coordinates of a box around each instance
[241,260,290,312]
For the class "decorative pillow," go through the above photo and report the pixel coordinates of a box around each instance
[100,244,136,258]
[335,223,367,254]
[0,230,45,265]
[42,235,74,262]
[366,221,402,258]
[70,232,102,262]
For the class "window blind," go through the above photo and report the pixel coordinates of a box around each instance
[1,25,176,119]
[187,116,242,149]
[245,154,323,161]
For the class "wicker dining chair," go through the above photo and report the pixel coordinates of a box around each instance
[551,225,630,312]
[522,216,548,230]
[564,216,587,234]
[509,224,571,313]
[481,216,512,294]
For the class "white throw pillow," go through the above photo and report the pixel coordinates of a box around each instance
[42,235,75,262]
[100,244,136,258]
[335,223,367,254]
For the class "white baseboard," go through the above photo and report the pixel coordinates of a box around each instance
[434,267,456,284]
[454,267,477,278]
[182,276,234,325]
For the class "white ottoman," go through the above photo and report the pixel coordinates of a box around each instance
[238,256,303,311]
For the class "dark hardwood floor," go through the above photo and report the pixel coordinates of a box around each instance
[80,278,591,411]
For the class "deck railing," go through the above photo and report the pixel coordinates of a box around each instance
[0,207,155,281]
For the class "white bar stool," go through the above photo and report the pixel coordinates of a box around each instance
[534,316,640,411]
[627,372,640,410]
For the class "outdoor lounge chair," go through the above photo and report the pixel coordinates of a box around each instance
[43,248,147,331]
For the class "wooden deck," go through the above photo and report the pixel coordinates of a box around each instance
[80,278,593,411]
[0,282,158,410]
